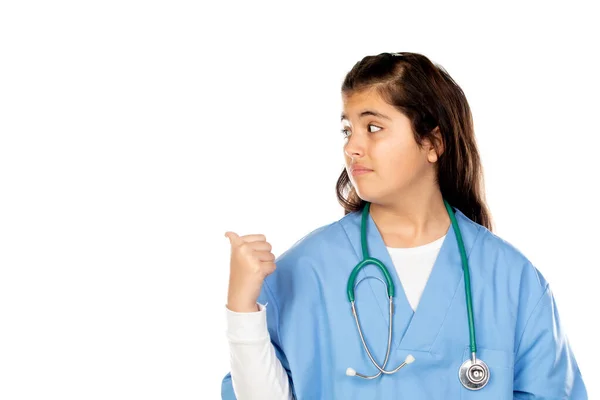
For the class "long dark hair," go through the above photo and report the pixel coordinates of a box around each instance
[336,51,494,232]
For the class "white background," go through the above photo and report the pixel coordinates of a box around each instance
[1,1,598,399]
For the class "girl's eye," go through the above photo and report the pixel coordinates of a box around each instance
[368,124,382,133]
[341,124,382,138]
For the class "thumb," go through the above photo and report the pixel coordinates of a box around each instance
[224,231,241,245]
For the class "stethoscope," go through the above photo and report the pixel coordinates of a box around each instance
[344,199,490,391]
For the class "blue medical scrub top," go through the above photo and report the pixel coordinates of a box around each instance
[221,205,588,399]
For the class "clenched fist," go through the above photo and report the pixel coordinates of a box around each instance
[225,231,277,313]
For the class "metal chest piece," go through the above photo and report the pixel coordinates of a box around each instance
[459,356,490,390]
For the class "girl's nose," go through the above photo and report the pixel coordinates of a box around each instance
[344,134,366,158]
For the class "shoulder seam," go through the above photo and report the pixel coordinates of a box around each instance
[514,282,551,360]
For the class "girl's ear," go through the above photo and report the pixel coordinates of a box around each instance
[426,126,444,163]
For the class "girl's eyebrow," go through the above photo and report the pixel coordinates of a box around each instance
[340,110,391,122]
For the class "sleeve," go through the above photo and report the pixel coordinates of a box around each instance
[513,284,588,399]
[221,279,295,400]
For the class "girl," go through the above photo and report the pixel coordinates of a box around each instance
[221,52,587,399]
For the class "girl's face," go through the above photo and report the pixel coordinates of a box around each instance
[341,88,439,204]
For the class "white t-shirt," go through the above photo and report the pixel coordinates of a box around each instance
[225,233,447,399]
[386,232,446,311]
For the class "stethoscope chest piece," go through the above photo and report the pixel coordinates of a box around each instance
[459,357,490,390]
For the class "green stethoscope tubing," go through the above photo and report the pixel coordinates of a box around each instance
[346,199,477,355]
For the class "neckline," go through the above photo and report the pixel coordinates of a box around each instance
[385,232,448,254]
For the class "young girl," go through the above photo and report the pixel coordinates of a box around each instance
[220,52,587,399]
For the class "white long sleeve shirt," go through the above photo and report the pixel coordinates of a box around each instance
[225,233,447,399]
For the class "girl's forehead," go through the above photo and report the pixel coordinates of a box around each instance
[343,89,388,111]
[342,88,382,103]
[341,92,394,124]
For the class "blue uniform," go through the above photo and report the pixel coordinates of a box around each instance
[221,206,587,399]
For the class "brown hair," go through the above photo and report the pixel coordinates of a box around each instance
[336,51,494,232]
